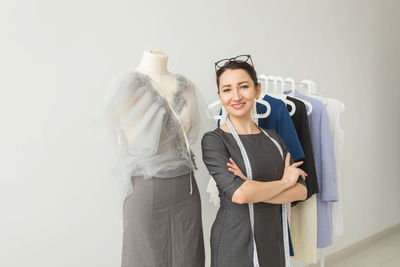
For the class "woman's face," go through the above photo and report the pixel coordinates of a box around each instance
[218,68,261,119]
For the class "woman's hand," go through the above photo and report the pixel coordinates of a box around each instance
[227,158,248,180]
[282,153,307,187]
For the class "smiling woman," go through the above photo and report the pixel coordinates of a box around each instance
[201,56,307,267]
[218,68,261,122]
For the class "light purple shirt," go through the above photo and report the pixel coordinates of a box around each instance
[294,91,338,248]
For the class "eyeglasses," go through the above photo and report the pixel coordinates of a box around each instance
[214,55,254,72]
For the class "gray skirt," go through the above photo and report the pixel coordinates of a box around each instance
[121,172,205,267]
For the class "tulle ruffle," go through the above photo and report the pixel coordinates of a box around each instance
[97,70,213,204]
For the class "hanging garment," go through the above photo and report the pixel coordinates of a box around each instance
[256,95,305,161]
[286,96,319,198]
[285,96,318,263]
[100,71,210,267]
[292,91,338,248]
[202,125,306,267]
[314,96,345,236]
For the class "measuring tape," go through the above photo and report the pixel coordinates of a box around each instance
[227,118,291,267]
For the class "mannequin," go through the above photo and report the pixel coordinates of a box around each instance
[133,50,194,135]
[104,50,207,267]
[136,50,177,98]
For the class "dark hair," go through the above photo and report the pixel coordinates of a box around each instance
[216,61,258,92]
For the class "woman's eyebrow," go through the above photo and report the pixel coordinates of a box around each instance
[238,81,250,85]
[221,81,249,88]
[221,84,231,88]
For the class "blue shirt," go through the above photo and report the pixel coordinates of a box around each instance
[257,95,305,161]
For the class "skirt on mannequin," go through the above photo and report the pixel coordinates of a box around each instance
[121,172,205,267]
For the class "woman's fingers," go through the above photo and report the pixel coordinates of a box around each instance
[228,158,240,169]
[298,170,308,180]
[291,161,304,168]
[228,168,247,180]
[227,162,239,174]
[228,167,238,175]
[285,153,291,168]
[227,158,247,180]
[227,158,236,166]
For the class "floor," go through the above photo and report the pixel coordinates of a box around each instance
[296,224,400,267]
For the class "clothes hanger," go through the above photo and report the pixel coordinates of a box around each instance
[253,74,272,119]
[310,80,318,94]
[302,79,328,105]
[275,76,296,116]
[263,75,296,116]
[285,77,313,115]
[301,80,313,95]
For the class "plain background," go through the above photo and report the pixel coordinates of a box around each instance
[1,0,399,266]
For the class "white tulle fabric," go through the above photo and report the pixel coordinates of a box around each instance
[99,71,212,201]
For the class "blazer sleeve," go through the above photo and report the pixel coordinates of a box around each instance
[267,129,307,188]
[277,102,305,162]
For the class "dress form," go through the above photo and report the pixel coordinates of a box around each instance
[135,50,178,101]
[114,50,206,266]
[135,50,193,133]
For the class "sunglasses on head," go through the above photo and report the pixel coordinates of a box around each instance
[214,55,254,72]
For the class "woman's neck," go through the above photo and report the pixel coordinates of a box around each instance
[136,50,169,75]
[226,114,260,134]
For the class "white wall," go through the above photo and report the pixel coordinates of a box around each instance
[1,0,399,266]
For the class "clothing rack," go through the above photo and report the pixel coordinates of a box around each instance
[260,76,307,87]
[258,74,319,98]
[259,74,327,267]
